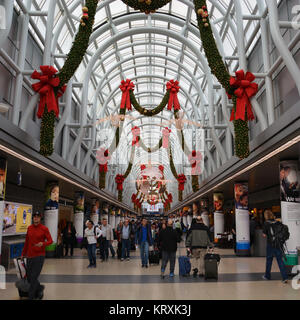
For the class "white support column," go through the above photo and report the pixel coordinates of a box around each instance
[265,0,300,95]
[12,0,32,126]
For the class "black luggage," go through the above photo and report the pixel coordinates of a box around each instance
[149,249,160,265]
[204,252,220,280]
[55,244,64,258]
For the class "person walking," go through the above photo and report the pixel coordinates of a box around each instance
[84,220,102,268]
[99,218,114,261]
[262,210,288,283]
[158,219,179,278]
[62,221,77,257]
[137,218,153,268]
[21,212,53,300]
[185,216,213,277]
[120,218,131,261]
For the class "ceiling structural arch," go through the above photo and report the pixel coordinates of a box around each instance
[4,0,296,208]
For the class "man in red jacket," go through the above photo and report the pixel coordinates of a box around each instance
[21,212,53,299]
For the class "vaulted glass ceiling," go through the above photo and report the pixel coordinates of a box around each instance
[12,0,281,207]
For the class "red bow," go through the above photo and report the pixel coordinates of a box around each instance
[98,149,110,173]
[31,66,66,118]
[115,174,125,191]
[228,70,258,121]
[158,165,164,173]
[166,80,181,111]
[131,126,140,146]
[141,165,146,171]
[188,150,202,175]
[177,174,186,191]
[168,194,173,203]
[131,194,137,203]
[120,79,134,111]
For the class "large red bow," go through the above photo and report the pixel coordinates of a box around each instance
[115,174,125,191]
[131,126,140,146]
[177,174,186,191]
[120,79,135,111]
[168,193,173,203]
[31,65,66,118]
[141,164,146,171]
[131,194,137,203]
[166,80,181,111]
[228,70,258,121]
[158,165,164,173]
[97,148,110,173]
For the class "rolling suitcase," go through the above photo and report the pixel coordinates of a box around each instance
[178,252,191,277]
[204,252,220,280]
[14,258,29,298]
[149,249,160,265]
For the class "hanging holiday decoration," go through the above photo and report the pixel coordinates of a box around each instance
[31,66,66,119]
[166,80,181,111]
[162,127,171,148]
[188,150,202,175]
[120,79,135,111]
[131,126,140,146]
[115,174,125,191]
[96,148,111,189]
[228,70,258,121]
[120,0,171,14]
[35,0,98,156]
[177,174,187,191]
[194,0,258,159]
[158,165,164,173]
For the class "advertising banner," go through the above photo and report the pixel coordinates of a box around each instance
[0,158,7,201]
[280,161,300,264]
[74,192,84,242]
[91,198,100,225]
[213,193,224,242]
[44,182,59,253]
[200,198,210,227]
[234,183,250,256]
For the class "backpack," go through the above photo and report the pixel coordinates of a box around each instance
[269,222,290,249]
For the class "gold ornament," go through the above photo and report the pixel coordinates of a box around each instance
[82,6,88,13]
[81,22,86,26]
[197,8,204,15]
[145,0,151,5]
[204,23,209,27]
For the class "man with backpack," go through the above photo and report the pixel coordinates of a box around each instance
[84,220,102,268]
[186,216,213,277]
[262,210,288,283]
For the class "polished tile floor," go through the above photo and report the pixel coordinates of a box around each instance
[1,243,299,300]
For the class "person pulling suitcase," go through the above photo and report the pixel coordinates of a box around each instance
[185,216,213,278]
[21,212,53,300]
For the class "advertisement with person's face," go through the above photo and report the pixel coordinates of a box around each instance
[45,183,59,210]
[0,158,7,200]
[74,191,84,212]
[200,198,209,211]
[213,193,224,212]
[234,183,248,209]
[92,199,100,214]
[280,161,300,203]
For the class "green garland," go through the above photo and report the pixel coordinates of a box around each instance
[193,0,250,159]
[120,0,171,14]
[40,0,98,156]
[192,175,199,192]
[130,90,170,117]
[99,171,106,190]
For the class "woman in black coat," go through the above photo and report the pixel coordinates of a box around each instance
[62,221,77,256]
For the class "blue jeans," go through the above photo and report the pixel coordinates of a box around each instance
[140,241,149,266]
[87,243,97,266]
[121,239,131,259]
[265,243,288,280]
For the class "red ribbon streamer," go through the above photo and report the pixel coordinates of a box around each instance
[99,164,107,173]
[166,80,181,111]
[31,65,66,118]
[228,70,258,121]
[177,174,186,191]
[115,174,125,191]
[131,126,140,146]
[120,79,135,111]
